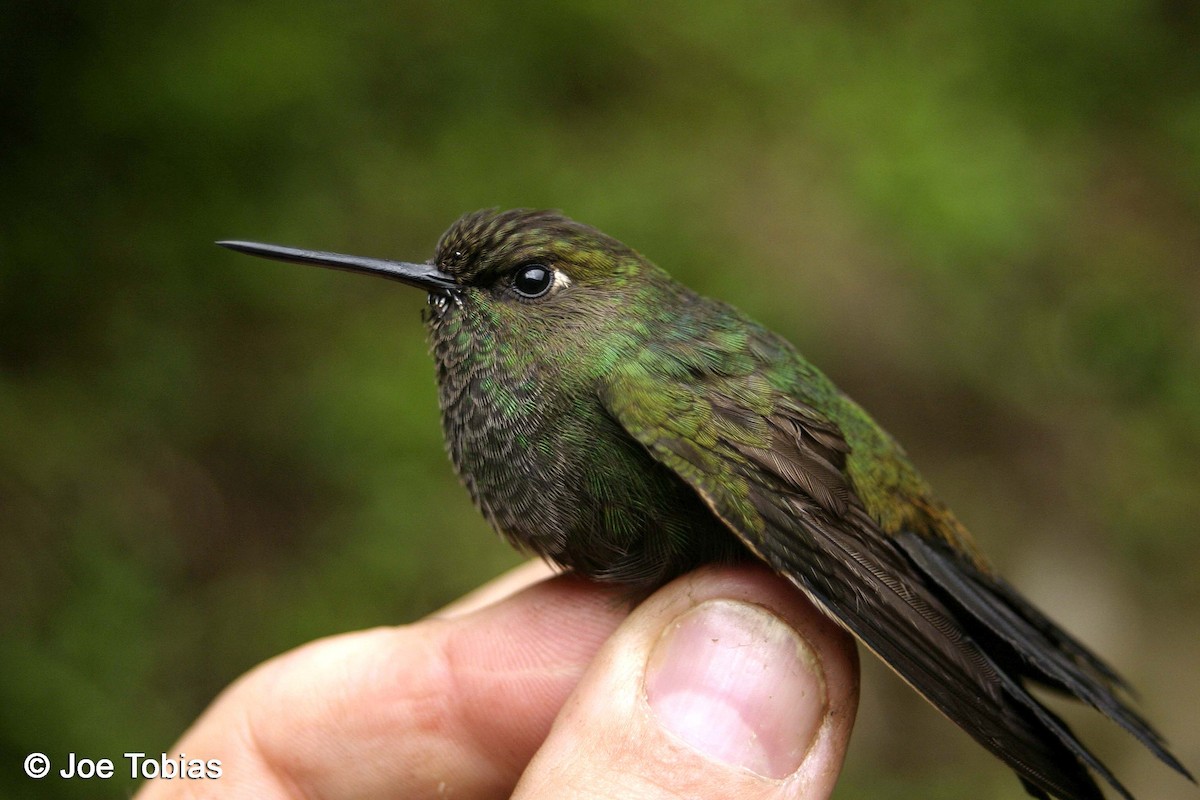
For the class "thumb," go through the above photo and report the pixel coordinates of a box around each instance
[514,564,859,800]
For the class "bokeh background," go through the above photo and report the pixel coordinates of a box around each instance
[3,2,1198,798]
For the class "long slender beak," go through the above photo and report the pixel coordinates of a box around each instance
[216,240,457,293]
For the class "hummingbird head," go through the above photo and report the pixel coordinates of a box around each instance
[218,209,669,383]
[420,208,659,339]
[421,208,666,387]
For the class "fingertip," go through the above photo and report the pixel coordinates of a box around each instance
[645,599,829,779]
[515,564,859,799]
[643,567,859,790]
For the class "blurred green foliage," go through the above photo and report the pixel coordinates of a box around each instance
[2,1,1197,798]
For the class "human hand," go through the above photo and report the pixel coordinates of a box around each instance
[136,562,859,799]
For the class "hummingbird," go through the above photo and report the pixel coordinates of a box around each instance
[219,208,1191,800]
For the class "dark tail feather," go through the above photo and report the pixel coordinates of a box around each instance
[897,531,1195,784]
[995,662,1133,800]
[988,573,1132,693]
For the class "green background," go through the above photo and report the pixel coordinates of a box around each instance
[3,2,1197,797]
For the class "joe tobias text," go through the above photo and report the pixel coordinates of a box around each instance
[25,751,221,781]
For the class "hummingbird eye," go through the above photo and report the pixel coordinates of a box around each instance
[511,264,555,299]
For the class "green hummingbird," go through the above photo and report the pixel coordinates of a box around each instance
[219,208,1191,800]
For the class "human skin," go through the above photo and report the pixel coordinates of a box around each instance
[136,562,859,799]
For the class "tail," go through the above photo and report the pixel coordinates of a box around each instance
[896,531,1195,792]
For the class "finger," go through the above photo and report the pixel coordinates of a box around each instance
[138,572,628,800]
[434,559,558,619]
[514,564,859,800]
